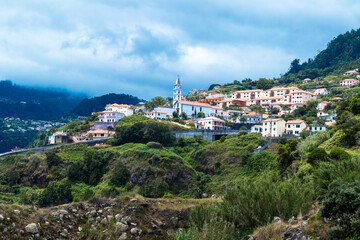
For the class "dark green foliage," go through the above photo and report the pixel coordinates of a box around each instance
[139,178,169,198]
[329,147,351,160]
[38,181,73,207]
[197,112,205,118]
[144,96,167,110]
[72,93,142,116]
[146,141,163,149]
[110,163,130,187]
[113,120,175,146]
[208,84,221,90]
[182,175,314,239]
[256,78,273,90]
[307,148,328,165]
[45,151,61,168]
[67,161,87,183]
[278,145,295,172]
[0,80,83,120]
[282,28,360,82]
[243,151,277,175]
[313,158,360,199]
[321,180,360,238]
[83,149,112,185]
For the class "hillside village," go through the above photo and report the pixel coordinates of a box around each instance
[47,70,360,145]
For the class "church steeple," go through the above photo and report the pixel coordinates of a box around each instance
[173,75,182,106]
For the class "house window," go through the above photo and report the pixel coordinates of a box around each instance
[288,125,290,128]
[295,131,299,134]
[200,107,202,111]
[192,106,194,111]
[296,125,300,128]
[314,127,317,130]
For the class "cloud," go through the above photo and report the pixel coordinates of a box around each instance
[0,0,359,99]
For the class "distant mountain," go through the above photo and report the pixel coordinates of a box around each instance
[0,80,84,120]
[71,93,143,116]
[283,28,360,82]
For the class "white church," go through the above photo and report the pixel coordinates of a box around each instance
[172,76,221,118]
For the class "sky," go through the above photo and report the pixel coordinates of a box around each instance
[1,1,360,99]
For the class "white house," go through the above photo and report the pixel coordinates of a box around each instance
[310,125,327,135]
[105,104,134,116]
[198,117,226,130]
[173,100,220,118]
[343,70,359,76]
[251,125,263,133]
[261,118,286,137]
[154,106,174,117]
[148,111,168,120]
[317,101,329,111]
[313,88,329,96]
[285,119,307,136]
[340,79,359,87]
[98,111,124,123]
[86,129,115,139]
[317,111,336,122]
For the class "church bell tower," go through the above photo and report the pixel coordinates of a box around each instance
[173,75,182,106]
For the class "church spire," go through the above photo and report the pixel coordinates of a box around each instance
[175,75,181,85]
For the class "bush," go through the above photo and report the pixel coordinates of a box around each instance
[185,175,314,238]
[71,183,94,202]
[110,163,130,187]
[19,187,41,205]
[139,178,169,198]
[297,131,331,158]
[38,181,73,207]
[45,151,61,168]
[146,141,163,149]
[321,180,360,238]
[329,147,351,160]
[313,158,360,199]
[307,148,328,165]
[163,193,174,199]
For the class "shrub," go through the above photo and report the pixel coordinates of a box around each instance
[329,147,351,160]
[313,158,360,199]
[307,148,328,165]
[321,180,360,238]
[38,181,73,207]
[110,163,130,187]
[163,193,174,199]
[71,183,94,202]
[19,187,41,205]
[45,151,61,168]
[146,141,163,149]
[186,175,314,238]
[139,178,169,198]
[297,131,331,158]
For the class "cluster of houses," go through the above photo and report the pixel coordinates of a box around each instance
[3,117,67,133]
[49,71,357,144]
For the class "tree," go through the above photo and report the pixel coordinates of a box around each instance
[144,96,167,110]
[197,112,205,118]
[172,111,179,118]
[256,78,273,90]
[287,59,301,74]
[307,147,328,165]
[181,112,188,120]
[110,163,130,187]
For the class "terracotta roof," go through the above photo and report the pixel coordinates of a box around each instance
[268,87,299,91]
[291,90,315,95]
[87,130,109,134]
[53,132,67,136]
[286,119,305,124]
[252,125,263,128]
[253,96,283,100]
[149,111,167,114]
[331,97,342,100]
[198,117,225,122]
[341,79,358,82]
[262,118,284,123]
[176,100,213,107]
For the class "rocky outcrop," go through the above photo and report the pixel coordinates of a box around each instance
[0,197,190,239]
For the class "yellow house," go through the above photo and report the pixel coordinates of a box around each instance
[285,119,307,136]
[261,118,286,137]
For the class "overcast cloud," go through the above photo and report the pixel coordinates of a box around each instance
[0,0,360,99]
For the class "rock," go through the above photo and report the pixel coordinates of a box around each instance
[59,209,69,215]
[115,214,124,222]
[170,216,179,225]
[107,215,114,222]
[211,194,217,198]
[0,214,4,221]
[119,232,128,240]
[122,216,132,223]
[115,222,129,233]
[288,216,298,225]
[45,221,50,226]
[78,226,83,232]
[25,223,38,234]
[98,210,103,214]
[130,198,138,203]
[13,210,20,215]
[130,227,142,236]
[242,236,255,240]
[282,227,310,240]
[202,193,208,198]
[274,216,281,223]
[101,218,108,225]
